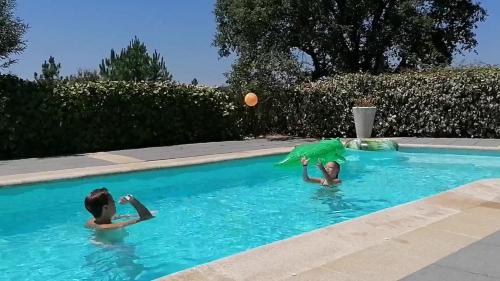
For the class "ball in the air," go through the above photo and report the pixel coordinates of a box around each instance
[244,92,258,107]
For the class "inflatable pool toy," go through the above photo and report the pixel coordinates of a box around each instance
[345,139,399,151]
[278,138,346,167]
[277,138,346,167]
[345,139,398,151]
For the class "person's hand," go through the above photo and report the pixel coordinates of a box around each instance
[119,194,133,205]
[301,157,309,166]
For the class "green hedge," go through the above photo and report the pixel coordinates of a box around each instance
[253,68,500,139]
[0,76,239,159]
[1,68,499,160]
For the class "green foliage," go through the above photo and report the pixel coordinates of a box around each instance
[99,37,173,82]
[0,75,52,157]
[227,50,307,94]
[191,78,198,86]
[227,51,308,136]
[1,68,498,159]
[215,0,487,79]
[0,0,28,69]
[34,56,62,81]
[65,69,100,82]
[0,77,239,159]
[255,68,500,138]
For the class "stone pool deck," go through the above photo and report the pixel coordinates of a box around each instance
[1,137,500,281]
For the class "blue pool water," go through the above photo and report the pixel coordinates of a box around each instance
[1,149,499,280]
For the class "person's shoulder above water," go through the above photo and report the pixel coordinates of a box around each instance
[85,217,140,230]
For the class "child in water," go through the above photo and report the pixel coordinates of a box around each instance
[301,157,341,186]
[84,188,154,230]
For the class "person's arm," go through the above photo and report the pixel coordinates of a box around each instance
[301,157,322,184]
[113,214,134,220]
[120,195,154,221]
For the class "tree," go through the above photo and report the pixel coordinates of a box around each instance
[99,36,173,81]
[227,50,307,94]
[65,69,100,82]
[214,0,487,79]
[191,78,199,85]
[34,56,62,81]
[0,0,28,69]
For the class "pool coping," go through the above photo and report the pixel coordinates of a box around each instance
[0,147,294,187]
[399,143,500,151]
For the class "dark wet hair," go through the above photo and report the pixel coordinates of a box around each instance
[84,188,112,218]
[332,161,340,169]
[334,161,340,178]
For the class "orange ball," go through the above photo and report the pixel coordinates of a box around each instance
[244,92,258,107]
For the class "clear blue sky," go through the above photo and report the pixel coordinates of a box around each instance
[6,0,500,85]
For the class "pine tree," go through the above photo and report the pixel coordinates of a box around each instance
[66,69,100,82]
[99,37,173,81]
[34,56,61,81]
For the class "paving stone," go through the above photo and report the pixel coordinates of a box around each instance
[476,139,500,147]
[401,264,499,281]
[479,232,500,247]
[397,138,427,144]
[449,139,481,146]
[422,138,460,145]
[0,156,112,176]
[111,139,309,161]
[435,242,500,278]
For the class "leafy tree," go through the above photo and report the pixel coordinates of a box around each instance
[215,0,487,79]
[227,50,307,95]
[99,36,173,81]
[34,56,62,81]
[191,78,199,85]
[0,0,28,69]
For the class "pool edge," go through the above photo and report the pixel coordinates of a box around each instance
[399,143,500,151]
[2,143,499,188]
[0,147,293,187]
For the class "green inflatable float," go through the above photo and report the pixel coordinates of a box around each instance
[277,138,346,167]
[345,139,399,151]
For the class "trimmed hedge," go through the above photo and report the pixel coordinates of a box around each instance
[1,68,499,160]
[253,68,500,139]
[0,76,239,159]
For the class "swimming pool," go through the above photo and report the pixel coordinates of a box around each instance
[1,148,499,280]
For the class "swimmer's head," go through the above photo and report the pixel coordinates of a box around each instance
[325,161,340,178]
[84,188,116,220]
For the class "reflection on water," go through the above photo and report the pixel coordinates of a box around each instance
[311,184,390,219]
[92,228,129,245]
[85,229,145,281]
[312,188,351,214]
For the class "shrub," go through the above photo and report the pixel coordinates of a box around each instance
[1,67,498,160]
[251,68,500,138]
[0,77,240,159]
